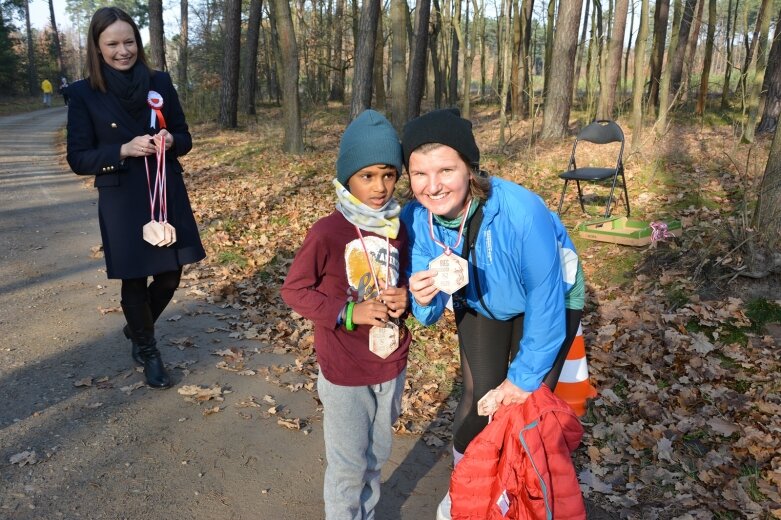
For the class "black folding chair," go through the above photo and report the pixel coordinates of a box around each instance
[556,120,630,218]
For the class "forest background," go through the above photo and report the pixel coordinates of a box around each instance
[2,0,781,517]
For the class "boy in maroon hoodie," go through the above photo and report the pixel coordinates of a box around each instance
[281,109,410,519]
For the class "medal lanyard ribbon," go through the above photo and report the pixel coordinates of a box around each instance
[355,226,391,296]
[427,197,472,255]
[145,136,167,222]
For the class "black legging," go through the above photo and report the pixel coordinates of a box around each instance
[452,306,582,454]
[121,268,182,321]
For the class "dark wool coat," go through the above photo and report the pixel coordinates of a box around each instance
[66,70,205,279]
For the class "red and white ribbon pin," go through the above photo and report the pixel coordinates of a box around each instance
[147,90,167,130]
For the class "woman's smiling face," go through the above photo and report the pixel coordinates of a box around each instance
[408,144,472,219]
[98,20,138,71]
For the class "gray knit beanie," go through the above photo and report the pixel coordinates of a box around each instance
[336,109,403,186]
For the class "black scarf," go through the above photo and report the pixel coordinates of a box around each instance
[102,62,150,121]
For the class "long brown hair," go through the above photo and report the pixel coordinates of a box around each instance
[85,7,150,92]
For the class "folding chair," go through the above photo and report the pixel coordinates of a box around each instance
[556,120,630,218]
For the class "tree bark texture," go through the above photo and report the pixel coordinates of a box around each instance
[720,0,737,109]
[754,119,781,252]
[695,0,716,116]
[25,0,36,95]
[178,0,189,99]
[448,0,461,106]
[669,0,697,92]
[757,8,781,134]
[542,0,555,101]
[48,0,64,76]
[407,0,430,119]
[329,0,346,102]
[350,0,381,120]
[372,14,386,109]
[148,0,166,71]
[647,0,669,113]
[540,0,583,139]
[430,0,444,108]
[656,0,683,135]
[271,0,304,151]
[218,0,242,128]
[245,0,263,115]
[742,0,772,144]
[597,0,629,120]
[680,0,704,103]
[390,0,408,131]
[631,0,649,151]
[573,0,590,101]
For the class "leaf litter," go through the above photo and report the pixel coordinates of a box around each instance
[172,109,781,517]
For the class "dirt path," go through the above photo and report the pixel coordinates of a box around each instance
[0,109,451,519]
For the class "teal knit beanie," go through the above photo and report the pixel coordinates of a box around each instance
[336,109,403,186]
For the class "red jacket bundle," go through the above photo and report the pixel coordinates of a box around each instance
[450,386,586,519]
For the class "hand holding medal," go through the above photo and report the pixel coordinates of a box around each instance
[352,227,402,359]
[142,134,176,247]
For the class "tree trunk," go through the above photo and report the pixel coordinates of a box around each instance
[219,0,242,128]
[330,0,346,102]
[647,0,669,114]
[479,0,487,99]
[631,0,650,151]
[448,0,461,106]
[720,0,738,109]
[390,0,407,131]
[656,0,683,135]
[540,0,583,139]
[350,0,380,119]
[757,7,781,133]
[742,0,772,144]
[517,0,534,118]
[695,0,716,116]
[585,0,603,119]
[680,0,704,103]
[573,0,590,102]
[48,0,64,76]
[272,0,304,151]
[622,0,633,96]
[372,13,386,109]
[462,0,479,118]
[498,0,512,147]
[407,0,430,119]
[245,0,263,115]
[178,0,189,100]
[266,2,282,104]
[511,0,521,117]
[596,0,628,119]
[542,0,555,101]
[148,0,166,70]
[24,0,36,96]
[430,0,445,108]
[669,0,697,93]
[753,120,781,253]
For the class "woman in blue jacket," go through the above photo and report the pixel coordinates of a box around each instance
[67,7,205,388]
[400,109,583,520]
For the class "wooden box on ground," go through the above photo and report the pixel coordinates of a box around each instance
[576,217,682,246]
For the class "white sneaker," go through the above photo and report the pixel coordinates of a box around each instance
[436,492,452,520]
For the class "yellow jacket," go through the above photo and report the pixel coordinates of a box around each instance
[42,79,53,93]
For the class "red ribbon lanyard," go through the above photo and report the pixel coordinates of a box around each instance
[145,136,167,222]
[355,226,391,296]
[427,197,472,255]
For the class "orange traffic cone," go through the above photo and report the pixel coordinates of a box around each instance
[554,322,597,416]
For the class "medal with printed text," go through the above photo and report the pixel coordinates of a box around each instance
[429,253,468,294]
[369,321,400,359]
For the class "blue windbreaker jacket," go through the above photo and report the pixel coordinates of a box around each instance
[401,177,566,391]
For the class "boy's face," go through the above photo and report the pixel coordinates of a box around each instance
[347,164,398,209]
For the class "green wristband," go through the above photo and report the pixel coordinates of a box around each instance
[345,302,356,331]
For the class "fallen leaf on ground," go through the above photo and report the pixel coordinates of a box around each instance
[9,450,38,466]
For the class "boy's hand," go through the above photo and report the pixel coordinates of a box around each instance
[380,286,408,319]
[351,299,389,327]
[409,269,440,306]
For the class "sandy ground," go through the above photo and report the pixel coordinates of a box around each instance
[0,108,617,520]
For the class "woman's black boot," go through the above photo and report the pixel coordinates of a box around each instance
[123,325,144,365]
[121,303,172,388]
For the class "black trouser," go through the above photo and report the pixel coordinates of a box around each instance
[120,268,182,320]
[452,306,582,454]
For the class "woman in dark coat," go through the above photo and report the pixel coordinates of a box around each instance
[66,6,205,388]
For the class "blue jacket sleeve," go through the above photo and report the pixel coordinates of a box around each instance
[401,203,447,325]
[507,201,566,391]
